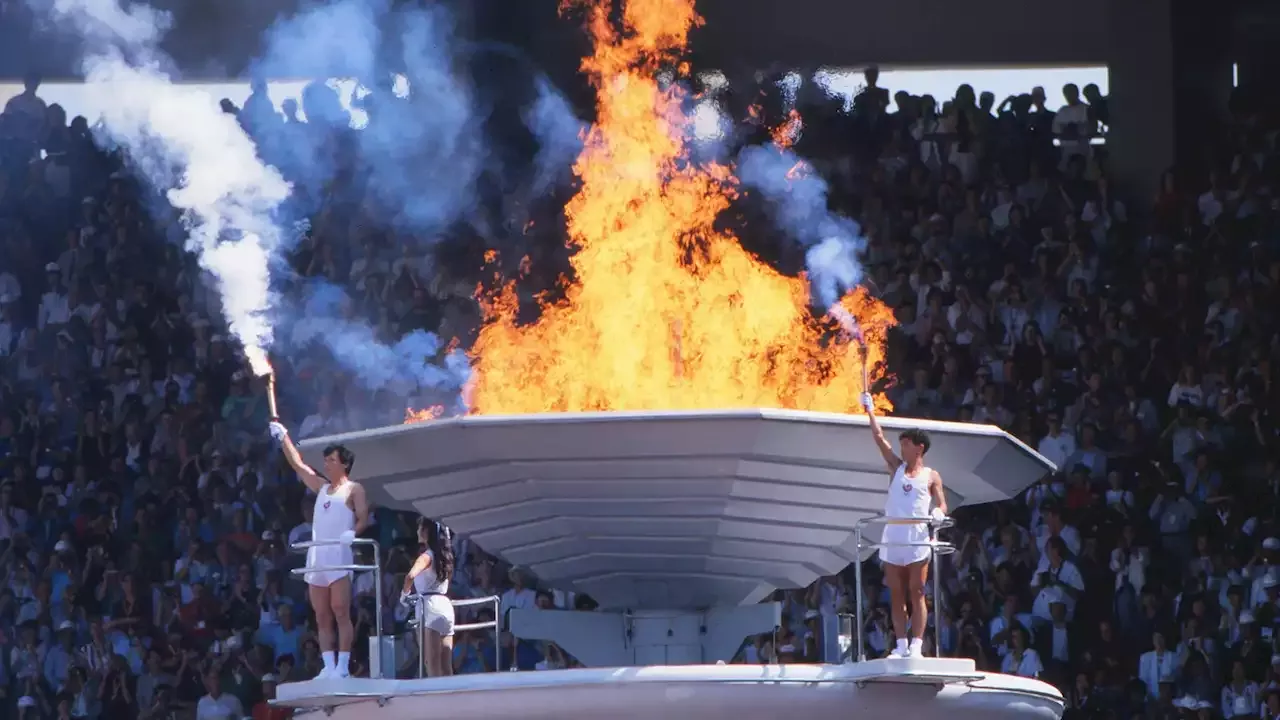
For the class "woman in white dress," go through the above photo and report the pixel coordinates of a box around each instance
[401,518,457,677]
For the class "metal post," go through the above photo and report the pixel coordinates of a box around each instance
[931,524,943,658]
[416,595,427,679]
[449,595,503,673]
[372,541,383,665]
[851,514,955,661]
[853,524,864,662]
[289,539,384,676]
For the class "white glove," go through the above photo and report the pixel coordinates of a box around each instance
[268,421,288,442]
[930,507,948,523]
[860,392,874,411]
[339,530,357,547]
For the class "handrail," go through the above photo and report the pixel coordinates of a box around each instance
[851,513,952,662]
[408,593,502,677]
[289,538,385,676]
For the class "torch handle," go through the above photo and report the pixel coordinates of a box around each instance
[266,374,280,422]
[858,344,870,397]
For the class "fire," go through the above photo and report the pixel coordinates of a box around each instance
[412,0,895,421]
[771,110,802,148]
[405,405,446,423]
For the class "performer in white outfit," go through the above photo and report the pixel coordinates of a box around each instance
[862,392,948,658]
[270,418,370,679]
[401,517,457,677]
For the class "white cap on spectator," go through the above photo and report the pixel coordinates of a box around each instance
[262,531,275,540]
[1264,537,1280,551]
[54,540,71,553]
[17,696,35,708]
[57,620,73,632]
[262,674,277,684]
[804,609,820,621]
[1240,610,1256,624]
[1265,574,1279,590]
[1173,695,1195,709]
[44,262,58,272]
[1271,654,1280,666]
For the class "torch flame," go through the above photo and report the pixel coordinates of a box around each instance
[411,0,894,422]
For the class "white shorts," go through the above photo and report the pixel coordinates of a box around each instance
[304,544,354,587]
[878,521,932,567]
[415,594,456,637]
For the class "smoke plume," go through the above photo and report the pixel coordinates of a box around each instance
[737,143,865,308]
[31,0,583,404]
[735,144,865,310]
[39,0,289,375]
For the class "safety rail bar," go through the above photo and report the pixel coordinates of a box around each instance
[289,538,386,676]
[851,514,954,662]
[407,594,502,677]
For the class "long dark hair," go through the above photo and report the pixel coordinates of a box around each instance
[420,517,455,582]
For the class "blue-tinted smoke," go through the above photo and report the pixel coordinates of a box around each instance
[253,0,482,235]
[33,0,585,404]
[735,144,864,308]
[291,281,470,409]
[524,76,584,195]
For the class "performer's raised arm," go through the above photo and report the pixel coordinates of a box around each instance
[266,372,324,493]
[268,422,322,492]
[861,392,902,475]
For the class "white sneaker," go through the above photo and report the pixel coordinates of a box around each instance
[907,642,924,658]
[313,667,335,681]
[887,645,909,659]
[333,669,351,679]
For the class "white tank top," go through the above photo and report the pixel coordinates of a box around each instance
[884,464,933,520]
[413,549,449,595]
[312,482,356,541]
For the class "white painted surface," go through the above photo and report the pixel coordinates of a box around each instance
[275,659,1063,720]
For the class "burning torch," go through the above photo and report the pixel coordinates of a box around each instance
[828,304,869,399]
[265,364,280,422]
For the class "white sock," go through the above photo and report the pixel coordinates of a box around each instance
[909,638,923,652]
[338,651,351,674]
[895,639,908,654]
[322,653,336,670]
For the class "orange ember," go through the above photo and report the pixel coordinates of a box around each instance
[771,110,803,148]
[415,0,895,421]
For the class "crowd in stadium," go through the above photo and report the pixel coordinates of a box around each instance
[0,59,1276,720]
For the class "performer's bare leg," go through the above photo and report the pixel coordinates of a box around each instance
[309,584,336,672]
[329,577,355,675]
[907,559,930,646]
[885,564,909,644]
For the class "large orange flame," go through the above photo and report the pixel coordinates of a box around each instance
[410,0,894,422]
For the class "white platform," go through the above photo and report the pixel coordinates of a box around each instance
[298,410,1055,611]
[274,658,1064,720]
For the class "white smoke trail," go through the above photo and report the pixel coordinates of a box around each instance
[39,0,289,375]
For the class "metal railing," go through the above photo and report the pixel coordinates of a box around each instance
[408,593,501,677]
[851,513,956,662]
[289,538,387,677]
